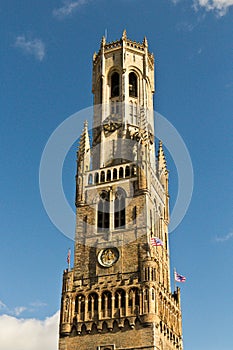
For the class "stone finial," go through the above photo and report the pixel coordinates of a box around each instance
[101,35,106,47]
[93,52,97,61]
[157,140,167,171]
[77,121,90,160]
[122,29,127,40]
[143,36,148,47]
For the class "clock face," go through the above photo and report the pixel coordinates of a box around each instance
[98,248,119,267]
[103,116,121,133]
[103,122,118,132]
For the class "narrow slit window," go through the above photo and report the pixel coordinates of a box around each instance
[129,72,137,97]
[98,191,110,231]
[114,190,125,229]
[111,72,119,97]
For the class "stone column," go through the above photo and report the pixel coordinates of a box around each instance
[125,291,129,316]
[98,296,102,319]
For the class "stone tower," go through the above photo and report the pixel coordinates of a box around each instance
[59,30,183,350]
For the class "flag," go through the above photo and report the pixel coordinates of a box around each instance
[67,248,71,265]
[175,271,186,283]
[151,237,163,246]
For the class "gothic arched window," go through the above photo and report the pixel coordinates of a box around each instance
[113,168,117,180]
[111,72,120,97]
[98,191,110,231]
[119,167,124,178]
[128,287,140,309]
[88,173,93,185]
[88,293,98,317]
[100,171,105,182]
[125,165,130,177]
[95,172,99,184]
[129,72,137,97]
[115,289,125,309]
[75,294,85,319]
[107,170,111,181]
[101,291,112,318]
[114,189,125,229]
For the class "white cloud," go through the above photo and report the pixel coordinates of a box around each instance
[14,306,27,316]
[15,35,45,61]
[29,301,47,308]
[0,311,59,350]
[53,0,89,19]
[194,0,233,16]
[0,300,48,317]
[176,21,196,31]
[0,301,7,310]
[215,232,233,242]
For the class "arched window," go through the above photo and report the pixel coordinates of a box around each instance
[125,166,130,177]
[132,206,137,224]
[115,289,125,309]
[160,321,163,333]
[88,174,93,185]
[100,171,105,182]
[152,288,155,300]
[88,293,98,318]
[95,172,99,184]
[98,191,110,231]
[119,167,124,178]
[113,168,117,180]
[144,288,149,313]
[107,170,111,181]
[129,72,137,97]
[114,189,125,229]
[101,291,112,318]
[111,72,119,97]
[75,294,85,320]
[128,287,140,311]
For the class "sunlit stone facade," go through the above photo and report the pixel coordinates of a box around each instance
[59,31,183,350]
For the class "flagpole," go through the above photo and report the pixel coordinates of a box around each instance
[67,248,71,272]
[174,267,177,292]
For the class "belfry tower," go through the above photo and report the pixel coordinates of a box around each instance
[59,31,183,350]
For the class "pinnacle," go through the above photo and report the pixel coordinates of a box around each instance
[77,121,90,159]
[143,36,148,47]
[101,35,106,46]
[157,140,167,171]
[122,29,127,40]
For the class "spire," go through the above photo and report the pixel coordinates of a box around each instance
[143,36,148,47]
[101,35,106,47]
[122,29,127,40]
[77,121,90,161]
[157,140,167,172]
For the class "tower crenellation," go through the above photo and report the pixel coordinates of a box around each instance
[59,31,183,350]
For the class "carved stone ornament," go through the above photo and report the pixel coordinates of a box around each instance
[98,248,119,267]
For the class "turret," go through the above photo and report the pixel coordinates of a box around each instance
[157,140,169,224]
[75,121,90,205]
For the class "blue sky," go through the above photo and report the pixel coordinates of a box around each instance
[0,0,232,349]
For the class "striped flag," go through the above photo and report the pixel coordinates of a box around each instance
[151,237,163,247]
[67,248,71,265]
[175,271,186,283]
